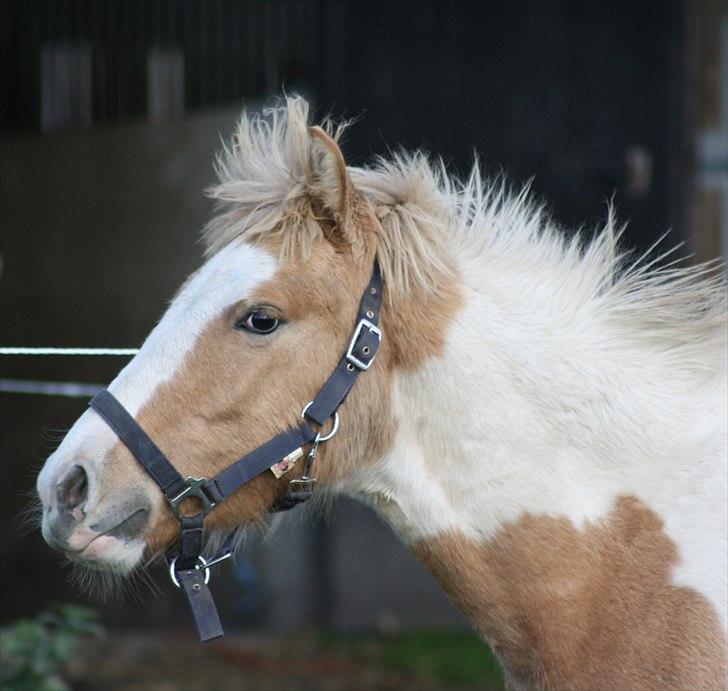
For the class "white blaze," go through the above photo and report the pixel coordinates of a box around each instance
[37,241,277,507]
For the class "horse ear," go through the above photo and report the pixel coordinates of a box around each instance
[309,126,358,243]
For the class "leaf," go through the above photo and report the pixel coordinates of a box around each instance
[0,604,104,691]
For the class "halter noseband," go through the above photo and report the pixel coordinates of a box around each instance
[88,261,383,641]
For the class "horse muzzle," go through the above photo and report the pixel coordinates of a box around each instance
[39,462,150,570]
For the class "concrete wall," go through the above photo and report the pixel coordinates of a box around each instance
[0,110,465,632]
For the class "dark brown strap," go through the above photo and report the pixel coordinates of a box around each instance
[304,262,383,425]
[205,423,316,503]
[89,390,188,500]
[176,568,223,642]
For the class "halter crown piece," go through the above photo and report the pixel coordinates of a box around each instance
[88,261,383,641]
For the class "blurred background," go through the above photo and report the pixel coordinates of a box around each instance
[1,1,726,689]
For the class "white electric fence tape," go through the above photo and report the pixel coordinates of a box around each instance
[1,346,137,397]
[0,347,139,356]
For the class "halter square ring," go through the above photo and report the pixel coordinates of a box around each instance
[168,477,217,519]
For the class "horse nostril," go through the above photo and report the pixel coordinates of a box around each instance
[56,465,88,512]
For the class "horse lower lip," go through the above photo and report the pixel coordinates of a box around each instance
[44,525,84,554]
[51,508,149,557]
[74,531,125,561]
[76,532,104,555]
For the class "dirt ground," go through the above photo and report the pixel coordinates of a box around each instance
[66,630,504,691]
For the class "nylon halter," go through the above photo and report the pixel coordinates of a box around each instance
[88,261,383,641]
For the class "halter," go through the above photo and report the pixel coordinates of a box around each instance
[88,261,383,641]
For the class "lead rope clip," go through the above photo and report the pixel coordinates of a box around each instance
[290,401,342,503]
[287,441,318,501]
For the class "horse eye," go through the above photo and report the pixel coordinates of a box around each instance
[239,309,279,334]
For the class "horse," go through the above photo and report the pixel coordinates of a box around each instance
[36,96,727,690]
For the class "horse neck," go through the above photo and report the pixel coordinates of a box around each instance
[345,254,664,541]
[338,251,727,687]
[345,240,725,536]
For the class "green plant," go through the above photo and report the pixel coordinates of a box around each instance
[0,604,104,691]
[320,629,504,688]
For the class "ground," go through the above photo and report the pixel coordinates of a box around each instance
[65,629,504,691]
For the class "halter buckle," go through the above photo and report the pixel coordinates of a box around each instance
[168,477,217,519]
[346,319,382,371]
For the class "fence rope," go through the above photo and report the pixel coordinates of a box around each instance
[1,347,134,397]
[0,347,139,356]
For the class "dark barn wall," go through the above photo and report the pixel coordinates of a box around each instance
[1,109,239,628]
[322,0,685,254]
[2,0,688,246]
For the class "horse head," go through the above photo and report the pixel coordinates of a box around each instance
[36,100,403,575]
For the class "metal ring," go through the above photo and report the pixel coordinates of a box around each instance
[301,401,340,442]
[169,556,210,588]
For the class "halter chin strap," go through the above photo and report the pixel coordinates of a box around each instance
[88,260,383,642]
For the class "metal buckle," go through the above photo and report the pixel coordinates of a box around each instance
[169,555,210,588]
[346,319,382,371]
[168,477,216,519]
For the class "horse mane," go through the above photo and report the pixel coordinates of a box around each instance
[204,96,726,373]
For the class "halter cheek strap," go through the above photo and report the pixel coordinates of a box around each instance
[88,261,383,642]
